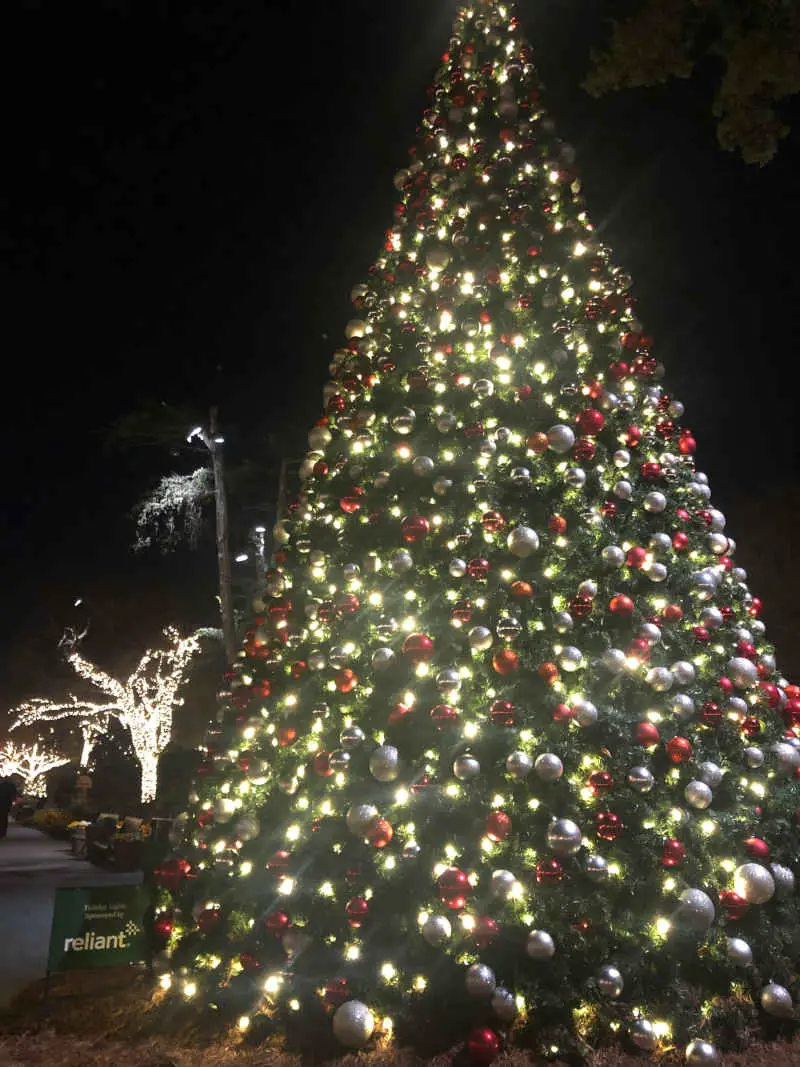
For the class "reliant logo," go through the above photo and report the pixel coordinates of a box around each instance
[64,920,141,953]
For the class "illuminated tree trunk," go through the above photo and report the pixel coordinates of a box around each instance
[209,407,236,663]
[138,748,160,805]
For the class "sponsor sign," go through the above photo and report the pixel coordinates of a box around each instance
[47,885,149,973]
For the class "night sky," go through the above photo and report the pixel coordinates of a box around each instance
[2,0,799,707]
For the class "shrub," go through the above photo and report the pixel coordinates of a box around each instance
[30,808,74,839]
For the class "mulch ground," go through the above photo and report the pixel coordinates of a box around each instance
[0,969,798,1067]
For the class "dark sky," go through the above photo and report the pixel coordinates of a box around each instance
[1,0,799,702]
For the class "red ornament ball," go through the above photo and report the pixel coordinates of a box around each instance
[485,811,512,842]
[265,911,291,936]
[482,510,505,533]
[401,513,430,543]
[489,699,517,726]
[197,908,221,935]
[334,669,358,693]
[323,977,350,1008]
[548,514,568,534]
[588,771,614,796]
[660,839,686,868]
[473,916,500,948]
[744,836,770,861]
[313,752,333,777]
[663,603,683,623]
[666,736,693,764]
[339,488,364,514]
[153,914,174,941]
[625,546,648,569]
[154,857,191,892]
[719,890,749,921]
[576,408,605,436]
[493,648,519,675]
[402,632,435,664]
[345,896,369,928]
[467,1027,500,1065]
[741,716,761,738]
[526,432,549,454]
[553,703,574,723]
[636,721,660,746]
[509,580,534,600]
[609,594,634,617]
[679,434,697,455]
[437,867,471,910]
[430,703,459,727]
[597,811,623,841]
[366,818,394,849]
[672,531,689,551]
[239,952,261,974]
[267,849,291,875]
[536,859,563,883]
[538,661,558,684]
[467,557,490,580]
[452,598,473,623]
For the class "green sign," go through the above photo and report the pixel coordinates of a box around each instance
[47,885,149,973]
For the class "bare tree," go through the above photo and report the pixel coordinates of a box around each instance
[9,695,115,767]
[0,741,70,797]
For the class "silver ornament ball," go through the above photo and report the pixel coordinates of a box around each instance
[333,1000,375,1048]
[585,855,609,881]
[507,525,540,557]
[421,915,451,946]
[465,963,496,998]
[676,888,715,932]
[534,753,564,781]
[369,745,399,783]
[490,869,517,899]
[547,818,582,856]
[761,983,793,1018]
[491,987,517,1022]
[630,1019,657,1051]
[699,762,723,788]
[453,755,481,780]
[526,930,556,960]
[733,863,775,904]
[726,937,753,966]
[506,751,533,779]
[597,964,624,998]
[628,766,655,793]
[685,1039,722,1067]
[685,780,713,809]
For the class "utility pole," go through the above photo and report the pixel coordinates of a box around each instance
[187,409,236,663]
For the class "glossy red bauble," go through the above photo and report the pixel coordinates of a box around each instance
[701,702,722,726]
[493,648,519,675]
[334,669,358,693]
[609,594,634,617]
[265,911,291,936]
[489,699,517,726]
[267,850,291,875]
[452,598,473,622]
[366,818,394,848]
[666,737,693,764]
[526,432,549,454]
[719,890,749,921]
[473,916,500,948]
[482,510,505,533]
[345,896,369,927]
[662,603,683,623]
[313,752,333,776]
[467,1027,501,1065]
[553,702,574,723]
[625,546,648,569]
[744,836,770,861]
[660,839,686,868]
[154,857,192,892]
[468,557,490,580]
[636,722,660,746]
[536,859,563,883]
[576,408,605,436]
[401,513,430,543]
[678,434,697,455]
[548,514,568,534]
[402,632,435,663]
[437,867,471,910]
[588,771,614,795]
[197,908,221,935]
[509,580,534,600]
[153,915,174,941]
[339,488,364,514]
[672,531,689,551]
[323,977,350,1008]
[538,661,558,683]
[239,952,262,974]
[597,811,623,841]
[741,716,761,738]
[431,703,459,727]
[485,811,512,842]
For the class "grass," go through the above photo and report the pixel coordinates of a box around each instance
[1,970,799,1067]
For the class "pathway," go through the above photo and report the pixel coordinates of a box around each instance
[0,823,143,1007]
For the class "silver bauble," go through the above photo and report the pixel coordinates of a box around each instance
[601,545,625,567]
[468,626,493,651]
[389,549,414,574]
[613,449,630,468]
[726,695,748,717]
[628,766,655,793]
[614,479,633,500]
[425,244,451,272]
[648,562,668,582]
[534,753,564,781]
[559,645,584,672]
[421,915,451,946]
[701,606,724,630]
[308,425,332,451]
[643,491,667,513]
[649,532,672,556]
[491,987,518,1022]
[436,668,462,697]
[329,750,351,773]
[449,558,467,578]
[726,936,753,966]
[234,814,260,842]
[490,869,517,899]
[630,1019,657,1051]
[436,412,456,433]
[308,650,327,671]
[547,818,582,856]
[507,526,540,557]
[692,570,718,598]
[647,667,674,692]
[554,611,574,633]
[639,622,662,642]
[565,467,586,488]
[698,762,723,788]
[465,963,496,997]
[412,455,435,477]
[547,424,575,453]
[371,647,396,671]
[671,693,695,720]
[333,1000,375,1048]
[685,1039,722,1066]
[671,660,696,685]
[685,781,713,809]
[746,746,765,768]
[453,755,481,780]
[346,803,378,835]
[585,854,609,881]
[771,864,796,896]
[761,983,793,1017]
[496,616,523,640]
[526,930,556,960]
[709,532,729,554]
[369,745,399,783]
[214,797,236,822]
[597,964,624,998]
[603,648,627,674]
[575,699,599,727]
[506,751,533,779]
[390,407,416,435]
[733,863,775,904]
[510,466,531,487]
[772,742,800,774]
[676,888,715,932]
[727,656,758,689]
[340,725,365,750]
[578,579,598,598]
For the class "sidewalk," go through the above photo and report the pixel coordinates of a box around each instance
[0,824,143,1007]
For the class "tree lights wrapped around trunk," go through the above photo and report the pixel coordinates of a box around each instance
[158,2,800,1063]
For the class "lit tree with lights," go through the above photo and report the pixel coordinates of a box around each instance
[59,626,202,803]
[9,695,114,768]
[157,2,800,1064]
[0,741,69,797]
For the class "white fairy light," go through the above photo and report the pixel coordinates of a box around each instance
[0,741,70,796]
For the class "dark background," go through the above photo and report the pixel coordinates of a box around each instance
[1,0,799,710]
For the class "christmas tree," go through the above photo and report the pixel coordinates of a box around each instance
[157,2,800,1063]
